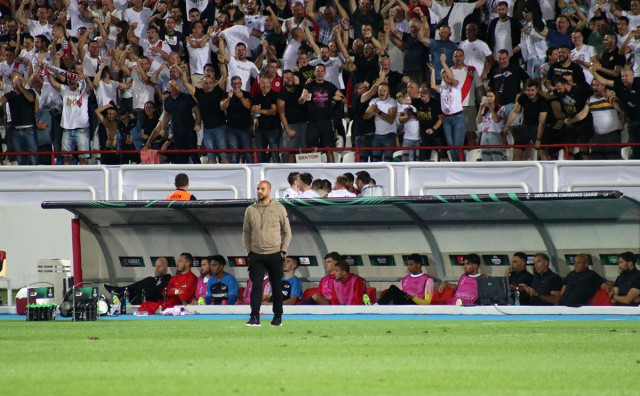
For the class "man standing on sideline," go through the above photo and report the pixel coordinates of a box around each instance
[243,180,292,326]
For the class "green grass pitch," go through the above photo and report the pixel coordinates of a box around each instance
[0,318,638,395]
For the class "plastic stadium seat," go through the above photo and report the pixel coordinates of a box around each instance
[238,286,245,302]
[342,152,356,163]
[465,148,482,162]
[365,287,377,304]
[300,287,318,304]
[621,146,632,160]
[589,289,612,306]
[379,288,388,300]
[336,135,344,148]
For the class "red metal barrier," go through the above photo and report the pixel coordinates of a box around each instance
[1,142,639,164]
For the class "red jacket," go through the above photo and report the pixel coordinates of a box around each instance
[165,271,198,307]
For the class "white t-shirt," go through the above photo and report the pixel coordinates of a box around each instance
[452,66,482,106]
[299,189,320,198]
[370,97,398,135]
[244,14,265,52]
[309,56,344,89]
[493,19,513,58]
[282,187,299,198]
[123,7,153,38]
[227,57,259,91]
[571,44,596,84]
[327,189,356,197]
[140,38,171,70]
[397,103,419,140]
[61,85,90,129]
[440,80,463,115]
[187,39,211,74]
[81,54,99,78]
[67,2,95,37]
[222,24,251,55]
[95,80,119,107]
[429,1,476,43]
[628,39,640,76]
[131,69,155,110]
[28,20,53,40]
[459,39,492,77]
[481,105,505,133]
[282,38,301,71]
[0,61,27,94]
[621,11,640,29]
[185,0,208,20]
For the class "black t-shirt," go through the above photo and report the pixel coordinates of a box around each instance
[295,65,315,84]
[161,30,185,54]
[614,267,640,305]
[561,269,604,306]
[546,61,586,86]
[489,64,529,104]
[252,90,279,130]
[304,80,338,121]
[277,85,307,125]
[529,270,563,306]
[226,90,252,129]
[353,54,380,84]
[599,48,626,80]
[352,93,375,136]
[164,92,197,139]
[195,86,226,129]
[613,78,640,121]
[558,84,592,119]
[517,94,548,126]
[5,90,36,126]
[351,9,383,40]
[508,270,534,287]
[402,33,430,73]
[412,97,442,132]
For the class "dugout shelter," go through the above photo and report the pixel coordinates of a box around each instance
[41,191,640,293]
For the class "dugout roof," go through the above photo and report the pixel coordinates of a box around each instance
[42,191,640,284]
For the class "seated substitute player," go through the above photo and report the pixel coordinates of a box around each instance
[330,260,366,305]
[166,173,197,200]
[164,252,198,307]
[240,275,271,305]
[434,254,484,305]
[560,253,610,306]
[265,256,303,305]
[504,251,534,304]
[205,255,240,305]
[520,253,563,305]
[610,251,640,306]
[378,254,435,305]
[300,251,340,304]
[104,257,172,304]
[194,256,211,303]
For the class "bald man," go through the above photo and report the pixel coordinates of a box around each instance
[242,180,292,326]
[104,257,172,304]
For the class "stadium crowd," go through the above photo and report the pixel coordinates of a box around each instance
[103,250,640,310]
[0,0,639,166]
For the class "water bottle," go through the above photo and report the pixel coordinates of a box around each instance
[141,289,146,303]
[514,288,521,306]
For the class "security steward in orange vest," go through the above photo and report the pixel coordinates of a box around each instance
[166,173,197,200]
